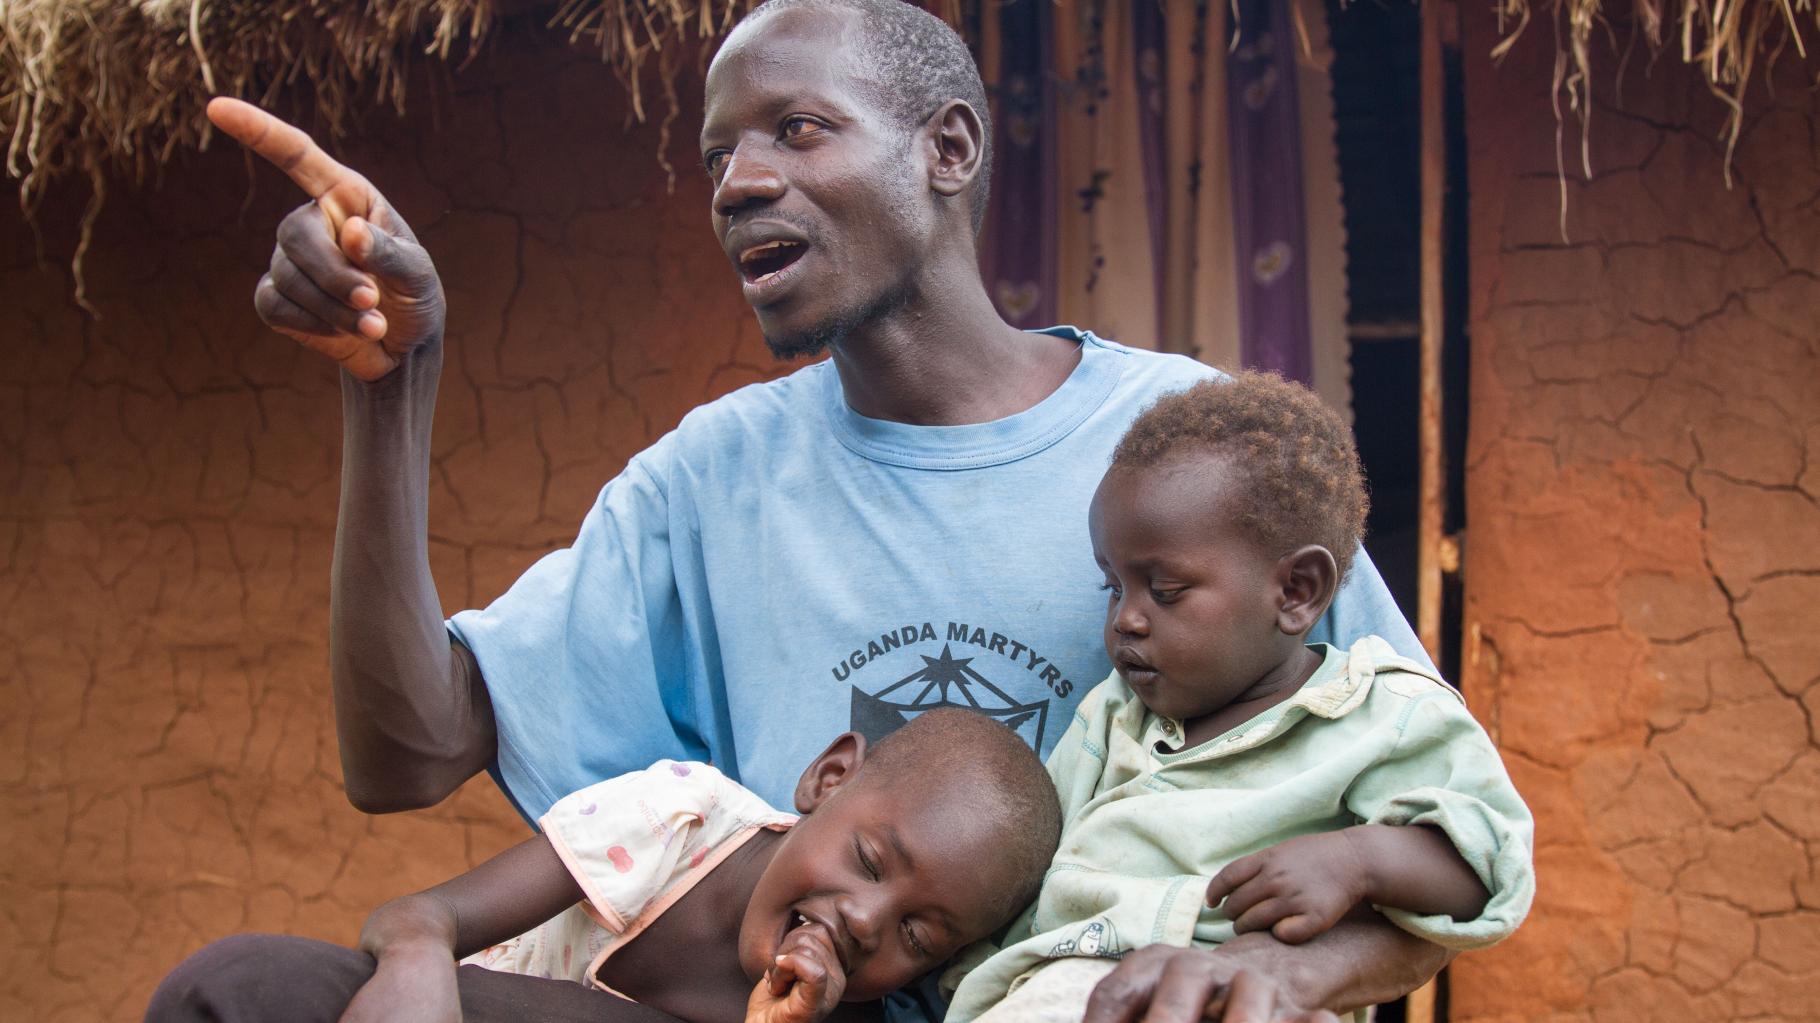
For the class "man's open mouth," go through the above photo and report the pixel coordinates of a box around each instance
[738,240,809,283]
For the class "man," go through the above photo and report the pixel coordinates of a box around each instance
[189,1,1448,1019]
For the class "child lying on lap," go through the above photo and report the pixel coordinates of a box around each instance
[342,708,1061,1023]
[943,374,1535,1022]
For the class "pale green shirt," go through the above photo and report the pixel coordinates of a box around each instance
[944,637,1535,1021]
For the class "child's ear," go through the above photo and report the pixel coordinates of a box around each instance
[793,731,868,814]
[1276,545,1339,637]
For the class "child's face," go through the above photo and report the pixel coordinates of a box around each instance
[1089,454,1298,724]
[737,741,1020,1001]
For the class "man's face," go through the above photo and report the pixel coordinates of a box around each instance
[736,758,1016,1001]
[701,9,934,358]
[1089,455,1291,726]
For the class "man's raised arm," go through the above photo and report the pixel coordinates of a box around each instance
[208,98,494,812]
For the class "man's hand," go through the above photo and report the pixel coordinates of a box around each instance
[1082,946,1342,1023]
[338,943,460,1023]
[206,97,446,382]
[746,924,848,1023]
[1204,832,1369,945]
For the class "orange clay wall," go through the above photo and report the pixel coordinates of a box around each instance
[1,35,786,1020]
[1449,4,1820,1021]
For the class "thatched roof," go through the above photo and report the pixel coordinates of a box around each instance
[0,0,1813,304]
[6,0,1814,208]
[1496,0,1819,186]
[2,1,757,208]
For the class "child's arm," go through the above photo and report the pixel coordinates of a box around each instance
[338,834,585,1022]
[745,922,847,1023]
[1204,825,1489,945]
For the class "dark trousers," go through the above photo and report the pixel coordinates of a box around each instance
[144,933,685,1023]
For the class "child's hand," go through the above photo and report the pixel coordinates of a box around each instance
[338,943,460,1023]
[1204,831,1370,944]
[745,923,848,1023]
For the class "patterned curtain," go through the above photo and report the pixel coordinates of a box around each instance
[976,0,1352,419]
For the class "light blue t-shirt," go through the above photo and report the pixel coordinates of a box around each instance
[449,328,1430,819]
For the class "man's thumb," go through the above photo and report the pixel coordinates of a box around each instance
[341,217,430,290]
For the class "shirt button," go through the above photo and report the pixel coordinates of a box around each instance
[1161,720,1177,736]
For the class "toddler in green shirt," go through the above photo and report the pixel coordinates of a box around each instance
[944,373,1534,1022]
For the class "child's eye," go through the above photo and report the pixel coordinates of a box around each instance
[1150,587,1184,603]
[1099,581,1121,598]
[902,920,932,957]
[854,838,880,881]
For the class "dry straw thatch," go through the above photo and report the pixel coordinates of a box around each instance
[1495,0,1818,196]
[0,0,1814,305]
[0,0,756,308]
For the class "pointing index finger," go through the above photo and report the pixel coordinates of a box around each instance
[206,97,362,202]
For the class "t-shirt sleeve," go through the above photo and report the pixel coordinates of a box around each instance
[1312,548,1434,673]
[539,761,771,932]
[448,441,701,820]
[1343,685,1536,950]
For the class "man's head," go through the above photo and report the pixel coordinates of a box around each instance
[1089,373,1368,724]
[738,708,1061,1000]
[701,0,993,359]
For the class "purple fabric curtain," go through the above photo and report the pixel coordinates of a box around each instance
[983,0,1058,329]
[1132,0,1169,322]
[1225,0,1313,382]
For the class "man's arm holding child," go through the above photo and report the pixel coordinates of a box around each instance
[1082,912,1451,1023]
[341,836,582,1023]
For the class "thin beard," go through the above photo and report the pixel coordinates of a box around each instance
[761,277,917,361]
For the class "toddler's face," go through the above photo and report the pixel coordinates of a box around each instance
[1089,454,1292,725]
[736,760,1021,1000]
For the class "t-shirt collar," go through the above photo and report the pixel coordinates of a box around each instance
[821,326,1123,470]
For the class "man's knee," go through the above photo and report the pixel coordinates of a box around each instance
[145,933,372,1023]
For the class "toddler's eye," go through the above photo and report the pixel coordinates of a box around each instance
[1099,581,1121,597]
[1151,587,1184,603]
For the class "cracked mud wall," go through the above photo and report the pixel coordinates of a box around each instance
[1451,5,1820,1021]
[1,34,783,1020]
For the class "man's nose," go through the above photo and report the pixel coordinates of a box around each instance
[714,144,786,217]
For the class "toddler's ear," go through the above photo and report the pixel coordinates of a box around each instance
[793,731,868,813]
[1276,545,1339,637]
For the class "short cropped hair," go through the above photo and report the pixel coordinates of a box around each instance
[744,0,993,233]
[1111,372,1369,578]
[858,708,1060,919]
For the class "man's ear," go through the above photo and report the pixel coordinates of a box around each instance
[1276,545,1339,637]
[925,99,985,202]
[793,731,868,814]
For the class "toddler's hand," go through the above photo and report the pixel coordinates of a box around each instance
[746,922,848,1023]
[1204,831,1370,944]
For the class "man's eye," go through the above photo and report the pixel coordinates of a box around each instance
[782,116,821,139]
[703,151,729,175]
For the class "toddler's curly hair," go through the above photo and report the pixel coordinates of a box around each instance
[1111,372,1369,578]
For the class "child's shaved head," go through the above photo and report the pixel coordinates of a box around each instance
[1111,372,1369,576]
[856,709,1061,920]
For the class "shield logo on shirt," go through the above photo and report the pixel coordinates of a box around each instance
[850,644,1049,750]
